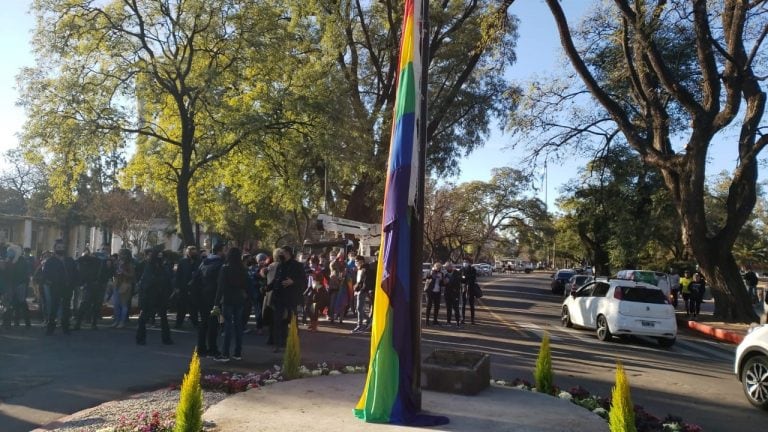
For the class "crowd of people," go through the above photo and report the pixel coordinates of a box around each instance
[0,239,386,362]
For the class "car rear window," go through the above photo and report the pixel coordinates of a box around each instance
[618,286,667,304]
[559,271,575,279]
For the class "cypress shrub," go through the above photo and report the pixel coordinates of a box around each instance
[608,360,636,432]
[282,313,301,380]
[534,331,554,394]
[174,349,203,432]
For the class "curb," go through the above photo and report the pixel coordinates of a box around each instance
[677,317,744,345]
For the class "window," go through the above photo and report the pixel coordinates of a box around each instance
[576,283,594,297]
[592,282,610,297]
[618,286,667,304]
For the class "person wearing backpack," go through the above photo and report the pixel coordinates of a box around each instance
[195,243,225,357]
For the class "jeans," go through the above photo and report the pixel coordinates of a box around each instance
[113,289,130,324]
[425,290,441,324]
[222,304,244,357]
[461,287,476,324]
[355,291,368,326]
[136,301,171,344]
[47,286,74,333]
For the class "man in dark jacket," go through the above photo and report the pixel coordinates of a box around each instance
[352,255,375,333]
[136,248,173,345]
[444,262,462,326]
[42,240,78,335]
[268,245,305,352]
[174,245,200,328]
[460,259,478,324]
[74,249,105,330]
[196,243,225,357]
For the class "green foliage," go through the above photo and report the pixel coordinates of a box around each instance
[174,350,203,432]
[608,361,636,432]
[282,314,301,380]
[533,332,554,395]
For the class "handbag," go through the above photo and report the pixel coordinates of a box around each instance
[472,283,483,298]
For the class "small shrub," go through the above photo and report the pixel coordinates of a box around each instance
[282,314,301,380]
[533,331,554,394]
[174,350,203,432]
[608,360,636,432]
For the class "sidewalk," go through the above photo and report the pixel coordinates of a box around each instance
[675,299,766,344]
[203,373,609,432]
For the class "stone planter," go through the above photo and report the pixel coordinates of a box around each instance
[421,349,490,395]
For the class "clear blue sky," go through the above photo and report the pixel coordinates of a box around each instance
[0,1,746,210]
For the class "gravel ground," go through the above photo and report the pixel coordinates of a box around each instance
[43,388,229,432]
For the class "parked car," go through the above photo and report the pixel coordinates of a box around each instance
[473,263,492,276]
[551,269,576,294]
[565,274,593,297]
[734,324,768,410]
[560,279,677,347]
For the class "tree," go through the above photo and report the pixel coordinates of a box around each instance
[89,189,173,252]
[295,0,521,222]
[20,0,296,246]
[540,0,768,321]
[557,145,680,275]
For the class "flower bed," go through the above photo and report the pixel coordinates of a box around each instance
[493,379,703,432]
[197,362,366,394]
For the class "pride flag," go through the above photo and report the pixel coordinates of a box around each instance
[354,0,447,426]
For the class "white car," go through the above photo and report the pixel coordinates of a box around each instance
[734,324,768,410]
[561,279,677,347]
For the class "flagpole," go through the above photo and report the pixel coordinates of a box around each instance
[410,0,429,412]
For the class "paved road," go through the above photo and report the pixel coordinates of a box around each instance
[1,273,765,431]
[467,273,765,432]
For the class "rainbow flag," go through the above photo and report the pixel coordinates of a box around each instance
[354,0,446,426]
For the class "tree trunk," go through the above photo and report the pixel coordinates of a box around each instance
[176,175,194,248]
[691,240,758,322]
[344,178,378,223]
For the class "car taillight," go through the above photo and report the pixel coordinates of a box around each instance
[613,288,623,300]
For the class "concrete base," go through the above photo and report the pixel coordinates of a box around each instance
[422,349,490,395]
[203,373,608,432]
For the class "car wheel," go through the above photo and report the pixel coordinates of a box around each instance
[657,337,675,348]
[596,315,612,342]
[561,306,573,328]
[741,355,768,410]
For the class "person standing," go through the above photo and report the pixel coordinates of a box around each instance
[460,259,478,324]
[328,251,347,323]
[2,245,31,328]
[196,243,225,357]
[443,262,462,326]
[41,240,78,335]
[744,267,759,304]
[113,250,135,328]
[679,271,692,316]
[135,248,173,345]
[74,249,105,330]
[351,256,373,333]
[174,246,201,329]
[424,262,444,326]
[668,269,680,309]
[268,246,305,352]
[688,273,705,318]
[214,247,248,362]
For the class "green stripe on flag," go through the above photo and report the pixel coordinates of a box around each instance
[394,63,416,119]
[353,308,399,423]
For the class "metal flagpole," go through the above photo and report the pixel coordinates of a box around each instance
[410,0,429,411]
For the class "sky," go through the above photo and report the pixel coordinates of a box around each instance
[0,1,751,212]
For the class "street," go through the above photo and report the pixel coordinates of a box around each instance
[0,272,764,431]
